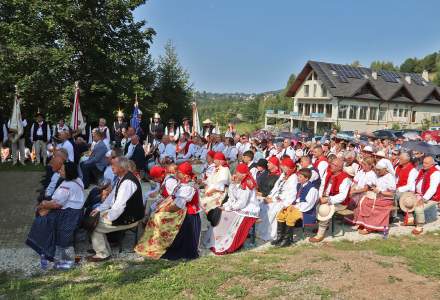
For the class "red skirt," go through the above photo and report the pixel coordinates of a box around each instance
[211,216,256,255]
[351,197,393,231]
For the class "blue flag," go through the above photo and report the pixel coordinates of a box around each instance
[130,104,139,131]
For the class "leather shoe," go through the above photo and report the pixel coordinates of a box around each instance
[309,236,324,243]
[86,255,110,262]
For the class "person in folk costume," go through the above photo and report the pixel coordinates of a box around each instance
[223,137,238,163]
[97,118,111,149]
[202,119,215,138]
[298,156,320,189]
[200,152,231,227]
[309,158,352,243]
[148,112,164,145]
[390,149,400,170]
[407,156,440,235]
[392,152,417,219]
[265,139,277,158]
[113,110,128,148]
[273,168,319,247]
[164,119,180,142]
[350,160,395,235]
[256,156,281,198]
[87,157,145,262]
[0,116,8,162]
[224,122,236,138]
[30,112,51,166]
[52,118,70,140]
[158,134,176,164]
[312,145,329,196]
[212,134,225,153]
[256,157,298,242]
[203,150,217,179]
[179,117,192,136]
[135,162,201,260]
[348,157,377,208]
[205,163,260,254]
[176,132,198,162]
[277,138,296,161]
[8,91,28,166]
[145,166,178,217]
[343,150,360,175]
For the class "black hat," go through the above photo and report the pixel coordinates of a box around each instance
[256,158,268,169]
[168,119,176,124]
[35,112,44,118]
[182,117,190,122]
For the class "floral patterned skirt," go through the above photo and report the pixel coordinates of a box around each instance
[134,208,187,259]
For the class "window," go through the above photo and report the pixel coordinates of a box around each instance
[411,111,416,123]
[379,106,387,121]
[313,84,317,97]
[404,109,408,117]
[359,106,368,120]
[369,107,378,121]
[322,85,327,97]
[325,104,332,118]
[318,104,324,113]
[349,105,358,119]
[338,105,348,119]
[393,108,398,117]
[399,109,403,117]
[298,103,304,115]
[305,104,310,116]
[304,85,309,97]
[312,104,317,113]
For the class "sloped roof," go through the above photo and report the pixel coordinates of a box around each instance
[286,60,440,104]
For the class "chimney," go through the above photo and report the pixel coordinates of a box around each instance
[405,75,411,84]
[372,71,377,80]
[422,70,429,81]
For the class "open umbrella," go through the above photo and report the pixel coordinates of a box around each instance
[401,141,440,156]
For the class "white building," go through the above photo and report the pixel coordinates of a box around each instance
[265,61,440,133]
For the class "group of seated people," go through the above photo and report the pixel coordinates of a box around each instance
[25,125,440,271]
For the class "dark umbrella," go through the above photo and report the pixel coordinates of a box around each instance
[401,141,440,156]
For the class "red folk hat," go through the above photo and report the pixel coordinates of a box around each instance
[207,150,216,158]
[267,156,280,167]
[213,152,226,161]
[236,163,249,174]
[149,166,165,178]
[281,157,295,169]
[178,162,194,176]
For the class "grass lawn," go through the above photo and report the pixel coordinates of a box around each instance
[0,162,45,172]
[2,231,440,299]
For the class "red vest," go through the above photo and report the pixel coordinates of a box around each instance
[186,189,200,215]
[323,168,332,192]
[184,141,193,155]
[329,171,350,205]
[416,166,440,201]
[395,163,414,188]
[313,156,327,169]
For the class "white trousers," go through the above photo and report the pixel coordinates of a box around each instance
[11,138,25,163]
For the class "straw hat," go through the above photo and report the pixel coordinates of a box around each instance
[317,203,336,221]
[399,192,418,213]
[343,166,356,177]
[116,110,124,118]
[202,119,213,124]
[153,112,160,119]
[374,150,386,158]
[363,145,373,153]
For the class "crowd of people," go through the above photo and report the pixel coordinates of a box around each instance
[18,110,440,271]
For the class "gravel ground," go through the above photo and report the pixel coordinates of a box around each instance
[1,171,439,277]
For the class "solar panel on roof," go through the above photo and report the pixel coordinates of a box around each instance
[378,70,399,83]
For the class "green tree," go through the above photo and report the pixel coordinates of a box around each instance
[370,61,399,72]
[153,41,192,123]
[0,0,156,123]
[400,58,418,73]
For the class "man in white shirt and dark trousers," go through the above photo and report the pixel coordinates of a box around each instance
[87,157,144,262]
[30,112,51,166]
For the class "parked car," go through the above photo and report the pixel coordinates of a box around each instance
[336,131,354,140]
[372,130,402,140]
[400,129,422,140]
[429,126,440,131]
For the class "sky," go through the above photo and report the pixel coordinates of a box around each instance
[135,0,440,94]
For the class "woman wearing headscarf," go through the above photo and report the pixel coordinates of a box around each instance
[205,163,260,254]
[135,162,201,260]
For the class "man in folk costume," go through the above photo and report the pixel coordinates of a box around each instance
[52,118,69,139]
[409,156,440,235]
[30,112,51,166]
[202,119,215,138]
[97,118,111,149]
[312,145,328,195]
[309,158,351,243]
[205,163,260,254]
[164,119,180,142]
[212,134,225,153]
[135,162,201,260]
[393,152,417,220]
[113,111,128,148]
[343,150,360,175]
[351,160,395,235]
[257,157,298,242]
[200,152,231,226]
[223,137,238,163]
[87,157,145,262]
[298,156,320,189]
[176,132,197,162]
[149,113,164,145]
[158,135,176,164]
[179,117,192,136]
[277,138,296,161]
[273,168,319,247]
